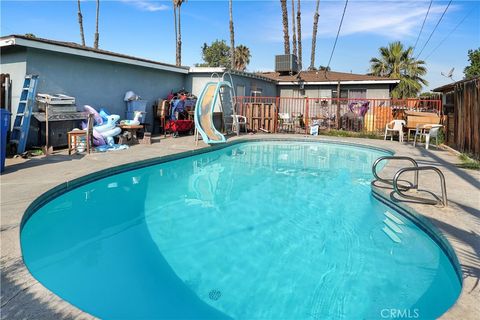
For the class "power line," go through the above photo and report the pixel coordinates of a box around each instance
[424,11,471,60]
[412,0,433,53]
[416,0,453,59]
[326,0,349,71]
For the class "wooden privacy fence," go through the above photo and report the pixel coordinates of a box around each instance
[236,96,441,134]
[444,78,480,159]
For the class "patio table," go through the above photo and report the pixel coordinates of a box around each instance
[117,124,144,145]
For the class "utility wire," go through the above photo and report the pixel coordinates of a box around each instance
[424,11,471,60]
[412,0,433,53]
[416,0,453,59]
[326,0,349,71]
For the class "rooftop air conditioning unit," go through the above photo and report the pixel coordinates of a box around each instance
[275,54,299,74]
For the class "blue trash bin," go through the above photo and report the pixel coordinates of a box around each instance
[1,109,11,173]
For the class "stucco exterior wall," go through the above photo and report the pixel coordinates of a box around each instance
[279,83,391,99]
[185,73,277,116]
[24,48,186,125]
[186,73,277,98]
[0,46,27,114]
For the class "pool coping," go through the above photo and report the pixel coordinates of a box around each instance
[2,135,478,319]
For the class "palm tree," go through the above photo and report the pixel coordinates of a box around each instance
[369,41,428,98]
[94,0,100,49]
[173,2,178,62]
[173,0,186,66]
[234,45,251,71]
[291,0,297,58]
[296,0,302,70]
[229,0,235,70]
[309,0,320,70]
[77,0,86,46]
[280,0,290,54]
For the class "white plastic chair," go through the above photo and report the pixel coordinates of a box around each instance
[414,124,442,149]
[231,115,247,135]
[278,113,294,132]
[384,120,406,142]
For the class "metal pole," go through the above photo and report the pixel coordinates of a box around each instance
[336,81,341,129]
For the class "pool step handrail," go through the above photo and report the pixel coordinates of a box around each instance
[393,166,448,207]
[372,156,419,190]
[372,156,448,207]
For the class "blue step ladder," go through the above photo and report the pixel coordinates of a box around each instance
[10,75,39,154]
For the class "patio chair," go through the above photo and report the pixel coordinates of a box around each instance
[384,120,406,142]
[278,113,294,132]
[231,115,247,135]
[413,124,442,149]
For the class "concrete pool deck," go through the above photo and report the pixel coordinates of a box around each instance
[1,134,478,319]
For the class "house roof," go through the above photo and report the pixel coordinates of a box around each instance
[258,70,399,85]
[0,35,189,74]
[432,77,480,92]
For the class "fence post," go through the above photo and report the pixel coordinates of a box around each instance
[274,96,280,133]
[336,81,341,129]
[305,98,309,134]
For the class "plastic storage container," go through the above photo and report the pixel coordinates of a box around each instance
[127,100,148,113]
[1,109,11,173]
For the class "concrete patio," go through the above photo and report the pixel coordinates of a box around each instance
[1,134,479,319]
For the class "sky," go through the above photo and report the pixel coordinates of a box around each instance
[1,0,479,91]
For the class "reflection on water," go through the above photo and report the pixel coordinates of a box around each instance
[21,141,460,320]
[187,142,383,207]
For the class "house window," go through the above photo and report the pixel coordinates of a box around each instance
[348,89,367,99]
[236,85,245,97]
[332,89,348,99]
[251,89,262,97]
[293,89,306,98]
[332,89,366,99]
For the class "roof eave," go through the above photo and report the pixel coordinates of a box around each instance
[189,67,277,83]
[0,36,189,74]
[277,80,400,85]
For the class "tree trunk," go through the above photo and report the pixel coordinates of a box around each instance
[310,0,320,70]
[94,0,100,49]
[174,5,178,65]
[77,0,86,46]
[177,6,182,66]
[229,0,235,70]
[280,0,290,55]
[296,0,302,70]
[291,0,297,58]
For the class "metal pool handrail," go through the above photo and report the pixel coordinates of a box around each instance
[393,166,448,207]
[372,156,419,189]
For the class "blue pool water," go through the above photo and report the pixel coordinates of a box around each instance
[21,141,461,319]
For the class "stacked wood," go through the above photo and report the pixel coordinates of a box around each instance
[242,103,276,133]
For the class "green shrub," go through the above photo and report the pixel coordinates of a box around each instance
[319,130,383,140]
[458,153,480,170]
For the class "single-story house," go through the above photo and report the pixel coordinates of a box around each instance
[258,70,399,100]
[0,34,189,127]
[1,34,399,147]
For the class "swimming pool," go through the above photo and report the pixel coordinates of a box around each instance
[21,141,461,319]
